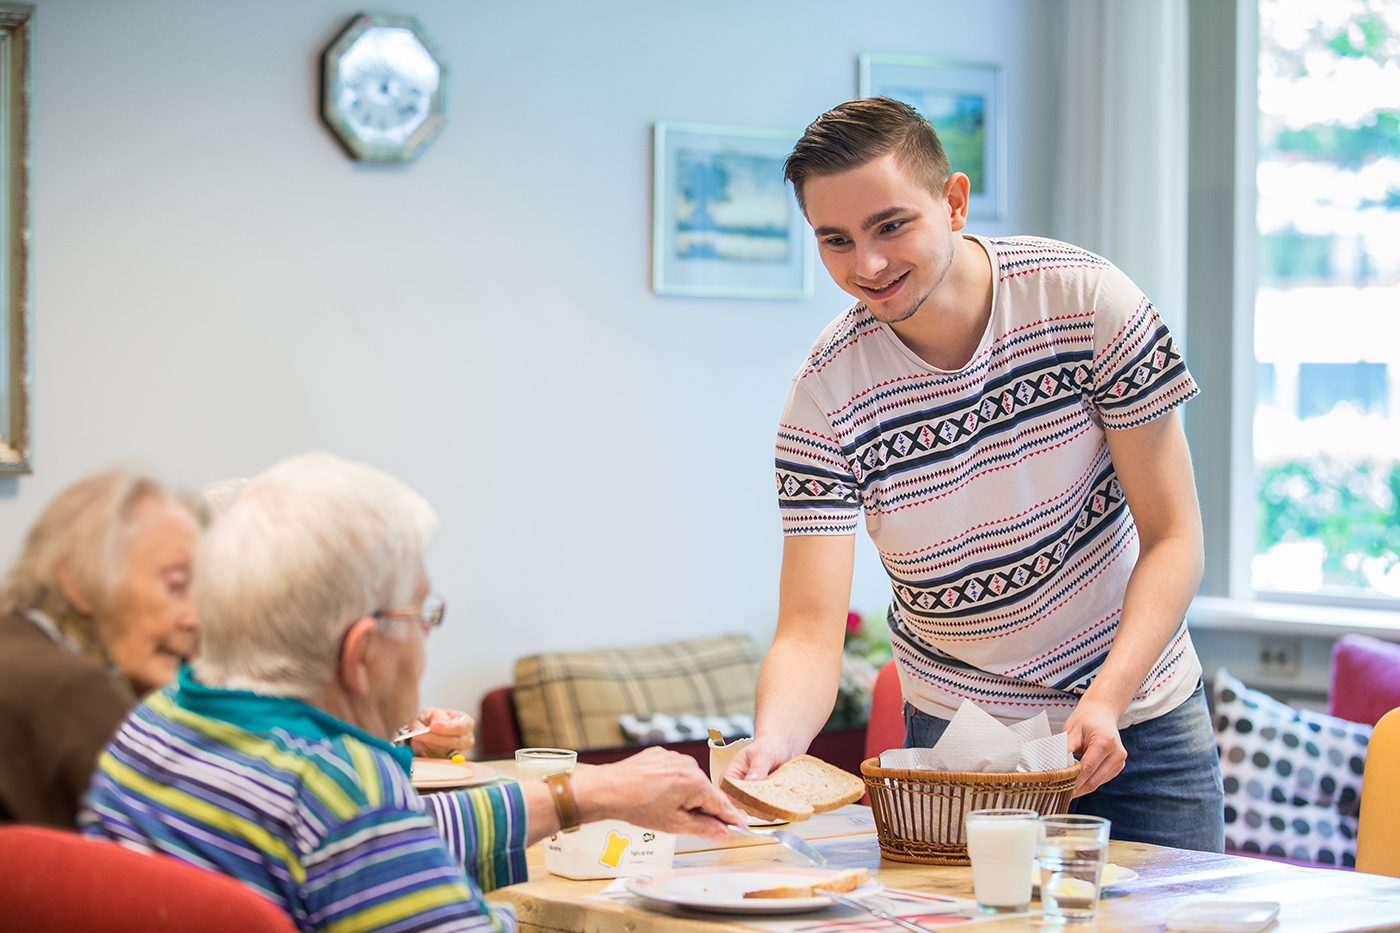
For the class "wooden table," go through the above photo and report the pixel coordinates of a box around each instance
[493,806,1400,933]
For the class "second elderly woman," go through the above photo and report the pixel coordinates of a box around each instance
[0,468,205,827]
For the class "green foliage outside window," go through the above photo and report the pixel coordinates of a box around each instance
[1323,10,1392,59]
[1274,111,1400,167]
[1259,230,1333,279]
[1257,458,1400,588]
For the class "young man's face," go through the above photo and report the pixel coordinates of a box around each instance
[802,153,966,325]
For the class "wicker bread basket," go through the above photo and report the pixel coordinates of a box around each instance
[861,757,1080,864]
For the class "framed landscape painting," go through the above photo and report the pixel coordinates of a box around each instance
[859,54,1007,220]
[652,122,813,299]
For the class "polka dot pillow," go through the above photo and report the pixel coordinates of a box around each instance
[1213,668,1371,867]
[618,712,755,746]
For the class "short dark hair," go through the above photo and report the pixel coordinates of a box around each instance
[784,97,951,213]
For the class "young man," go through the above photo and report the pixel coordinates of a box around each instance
[727,98,1223,851]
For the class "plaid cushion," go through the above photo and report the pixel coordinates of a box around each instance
[512,634,760,751]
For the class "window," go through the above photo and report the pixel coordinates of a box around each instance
[1251,0,1400,600]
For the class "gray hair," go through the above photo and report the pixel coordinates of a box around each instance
[193,453,439,697]
[0,467,207,662]
[200,477,250,517]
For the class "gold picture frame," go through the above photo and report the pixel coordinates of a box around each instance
[0,4,30,475]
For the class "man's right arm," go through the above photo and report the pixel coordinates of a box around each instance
[724,533,856,782]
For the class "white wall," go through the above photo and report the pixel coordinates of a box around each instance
[0,0,1056,716]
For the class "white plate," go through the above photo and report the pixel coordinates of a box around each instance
[1166,899,1280,933]
[1100,863,1139,887]
[411,759,502,790]
[1033,863,1138,890]
[625,867,883,913]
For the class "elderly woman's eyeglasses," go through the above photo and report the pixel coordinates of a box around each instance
[373,592,447,634]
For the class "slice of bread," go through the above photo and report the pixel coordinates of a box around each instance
[743,867,870,899]
[721,754,866,822]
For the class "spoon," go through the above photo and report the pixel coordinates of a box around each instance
[392,725,432,745]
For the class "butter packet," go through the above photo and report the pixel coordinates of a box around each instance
[543,819,676,880]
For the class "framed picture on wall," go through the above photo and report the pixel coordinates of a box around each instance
[859,54,1007,220]
[652,122,813,299]
[0,4,31,476]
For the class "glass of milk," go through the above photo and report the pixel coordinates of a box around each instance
[965,808,1038,913]
[514,747,577,783]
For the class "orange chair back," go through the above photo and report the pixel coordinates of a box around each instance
[1357,707,1400,877]
[0,824,297,933]
[865,658,905,761]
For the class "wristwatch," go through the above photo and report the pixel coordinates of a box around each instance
[544,770,581,833]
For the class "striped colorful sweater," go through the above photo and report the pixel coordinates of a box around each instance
[777,236,1202,730]
[80,667,527,933]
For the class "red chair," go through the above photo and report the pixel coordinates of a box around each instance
[0,824,297,933]
[864,659,905,761]
[477,684,523,758]
[1330,634,1400,728]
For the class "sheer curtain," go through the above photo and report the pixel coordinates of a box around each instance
[1050,0,1189,339]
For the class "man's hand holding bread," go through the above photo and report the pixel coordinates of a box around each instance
[719,754,865,822]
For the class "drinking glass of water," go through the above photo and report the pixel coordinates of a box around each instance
[965,809,1038,913]
[1036,815,1111,921]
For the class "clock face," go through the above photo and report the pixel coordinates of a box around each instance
[322,14,446,163]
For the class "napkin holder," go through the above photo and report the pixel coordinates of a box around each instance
[543,820,676,880]
[707,735,752,787]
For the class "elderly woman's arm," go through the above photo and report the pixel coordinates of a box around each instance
[422,780,530,893]
[519,747,745,846]
[423,746,746,891]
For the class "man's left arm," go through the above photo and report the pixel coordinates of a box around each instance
[1064,409,1204,796]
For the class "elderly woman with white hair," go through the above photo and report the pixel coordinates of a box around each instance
[199,473,479,760]
[81,454,745,933]
[0,469,205,827]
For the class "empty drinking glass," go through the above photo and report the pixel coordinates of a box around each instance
[1036,815,1110,921]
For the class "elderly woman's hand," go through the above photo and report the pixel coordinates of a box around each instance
[572,747,747,841]
[407,707,476,758]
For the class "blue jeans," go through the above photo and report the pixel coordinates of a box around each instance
[903,681,1224,853]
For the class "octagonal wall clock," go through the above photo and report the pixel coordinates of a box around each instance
[321,12,446,163]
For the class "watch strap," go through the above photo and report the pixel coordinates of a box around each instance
[544,770,581,833]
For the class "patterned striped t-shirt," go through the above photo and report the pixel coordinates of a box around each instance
[777,236,1203,730]
[80,668,527,933]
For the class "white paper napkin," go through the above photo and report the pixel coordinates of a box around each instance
[878,747,945,770]
[933,699,1022,772]
[1007,710,1051,743]
[1017,732,1072,772]
[878,700,1074,773]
